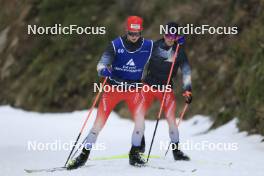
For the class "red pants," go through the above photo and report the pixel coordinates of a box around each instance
[84,84,179,149]
[93,88,142,131]
[84,86,145,148]
[141,89,176,119]
[138,85,179,143]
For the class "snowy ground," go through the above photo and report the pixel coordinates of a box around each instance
[0,106,264,176]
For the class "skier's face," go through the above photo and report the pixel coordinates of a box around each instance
[164,35,176,46]
[127,31,141,43]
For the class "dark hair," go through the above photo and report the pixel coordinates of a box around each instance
[165,22,179,35]
[166,22,179,29]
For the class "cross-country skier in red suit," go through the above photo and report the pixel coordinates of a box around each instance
[67,16,153,169]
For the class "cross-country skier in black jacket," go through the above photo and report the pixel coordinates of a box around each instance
[139,22,192,161]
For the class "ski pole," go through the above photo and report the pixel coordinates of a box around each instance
[147,44,180,162]
[70,138,86,160]
[64,77,108,167]
[176,103,189,127]
[164,103,189,157]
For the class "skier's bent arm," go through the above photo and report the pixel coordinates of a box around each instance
[97,43,115,76]
[178,47,192,92]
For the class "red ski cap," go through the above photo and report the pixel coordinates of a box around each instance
[126,16,143,32]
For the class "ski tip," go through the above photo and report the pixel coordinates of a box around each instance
[24,166,67,173]
[24,169,32,173]
[191,169,197,172]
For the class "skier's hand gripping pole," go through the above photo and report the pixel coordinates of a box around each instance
[64,77,108,167]
[146,44,180,162]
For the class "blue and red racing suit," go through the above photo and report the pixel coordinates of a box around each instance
[84,36,153,148]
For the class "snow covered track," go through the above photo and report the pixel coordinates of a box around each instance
[0,106,264,176]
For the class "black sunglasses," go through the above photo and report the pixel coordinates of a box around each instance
[127,31,141,37]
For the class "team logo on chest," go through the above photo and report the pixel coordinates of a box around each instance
[122,58,140,72]
[126,59,136,66]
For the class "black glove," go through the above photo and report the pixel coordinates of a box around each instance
[182,91,192,104]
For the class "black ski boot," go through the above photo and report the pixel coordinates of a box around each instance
[129,146,146,166]
[67,147,90,170]
[139,135,145,153]
[172,142,190,161]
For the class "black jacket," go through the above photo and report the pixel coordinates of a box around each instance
[144,39,192,91]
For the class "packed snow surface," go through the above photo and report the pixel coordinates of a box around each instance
[0,106,263,176]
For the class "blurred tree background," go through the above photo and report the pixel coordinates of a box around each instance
[0,0,263,135]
